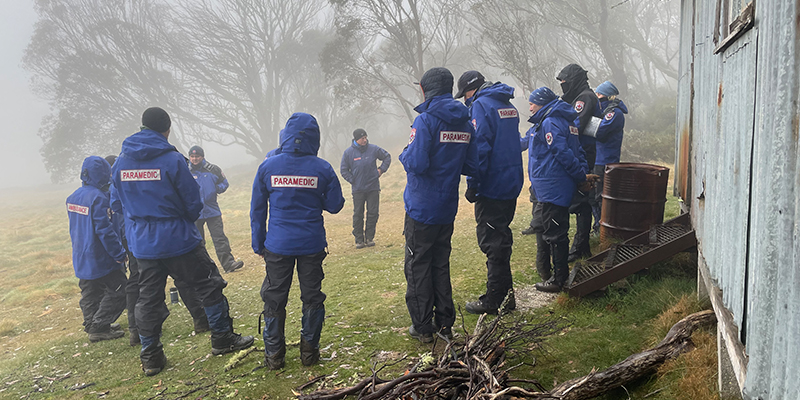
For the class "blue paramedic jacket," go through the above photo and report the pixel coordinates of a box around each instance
[67,156,126,280]
[111,129,203,260]
[190,159,229,220]
[465,82,524,200]
[399,94,479,225]
[521,99,587,207]
[340,141,391,193]
[595,99,628,166]
[250,113,345,256]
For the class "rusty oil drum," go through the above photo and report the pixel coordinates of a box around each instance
[600,163,670,243]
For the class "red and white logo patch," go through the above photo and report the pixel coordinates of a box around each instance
[574,101,585,113]
[121,169,161,181]
[472,118,477,131]
[408,128,416,145]
[440,131,471,144]
[271,175,318,189]
[497,108,518,119]
[569,126,579,135]
[353,157,362,161]
[545,132,554,145]
[67,203,89,216]
[605,112,615,121]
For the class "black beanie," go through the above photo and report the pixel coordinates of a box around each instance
[188,145,204,157]
[141,107,171,133]
[418,67,454,101]
[353,128,367,140]
[104,155,117,167]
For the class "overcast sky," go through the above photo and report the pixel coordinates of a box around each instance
[0,0,51,189]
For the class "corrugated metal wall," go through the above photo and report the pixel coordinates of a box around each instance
[676,1,800,399]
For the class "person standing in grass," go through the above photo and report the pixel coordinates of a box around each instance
[340,128,391,249]
[67,156,127,343]
[591,81,628,233]
[399,67,479,343]
[112,107,253,376]
[251,112,345,370]
[455,70,524,315]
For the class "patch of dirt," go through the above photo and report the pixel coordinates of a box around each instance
[514,284,558,312]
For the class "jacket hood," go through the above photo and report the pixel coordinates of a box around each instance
[475,82,515,103]
[120,129,178,161]
[279,113,320,156]
[80,156,112,189]
[601,99,628,114]
[557,64,590,104]
[351,139,369,151]
[528,98,577,125]
[414,94,470,125]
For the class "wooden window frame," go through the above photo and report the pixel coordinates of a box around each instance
[714,0,755,54]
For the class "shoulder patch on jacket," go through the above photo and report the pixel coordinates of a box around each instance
[271,175,319,189]
[68,203,89,215]
[605,112,615,121]
[497,108,518,119]
[574,101,585,112]
[545,132,553,145]
[121,169,161,181]
[440,131,471,144]
[408,128,416,145]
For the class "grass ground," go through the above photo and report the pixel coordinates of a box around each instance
[0,159,717,400]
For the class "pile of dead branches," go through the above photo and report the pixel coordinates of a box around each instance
[297,308,716,400]
[298,308,570,400]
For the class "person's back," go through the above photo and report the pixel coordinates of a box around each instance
[251,113,345,256]
[400,93,479,225]
[112,129,202,260]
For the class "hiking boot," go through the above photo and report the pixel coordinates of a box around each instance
[211,332,254,356]
[521,226,536,235]
[437,326,453,340]
[265,346,286,370]
[193,316,210,334]
[224,260,244,273]
[141,349,167,377]
[300,337,320,367]
[110,323,122,332]
[408,325,433,343]
[88,330,125,343]
[465,300,499,315]
[534,278,564,293]
[129,329,141,346]
[365,240,375,247]
[355,242,366,249]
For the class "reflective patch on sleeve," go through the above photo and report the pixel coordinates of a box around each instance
[439,131,471,144]
[121,169,162,181]
[67,203,89,215]
[271,175,319,188]
[574,101,585,112]
[497,108,518,119]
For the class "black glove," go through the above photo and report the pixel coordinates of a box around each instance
[465,188,479,203]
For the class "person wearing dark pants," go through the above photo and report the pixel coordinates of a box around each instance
[557,64,601,262]
[522,87,590,292]
[340,129,391,248]
[112,107,253,376]
[188,146,244,273]
[67,156,128,343]
[251,113,345,370]
[454,71,523,315]
[530,194,553,282]
[399,67,479,342]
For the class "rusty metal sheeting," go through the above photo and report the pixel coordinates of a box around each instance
[600,163,669,243]
[676,0,800,399]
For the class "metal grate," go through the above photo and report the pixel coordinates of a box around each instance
[612,244,649,265]
[572,262,606,285]
[654,224,690,244]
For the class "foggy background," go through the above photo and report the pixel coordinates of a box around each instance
[1,0,680,190]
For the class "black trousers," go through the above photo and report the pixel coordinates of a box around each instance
[474,197,516,307]
[352,190,380,243]
[79,269,127,333]
[541,203,571,285]
[260,250,327,317]
[123,238,140,332]
[403,213,455,334]
[196,216,235,270]
[135,245,227,338]
[569,189,593,257]
[591,164,605,232]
